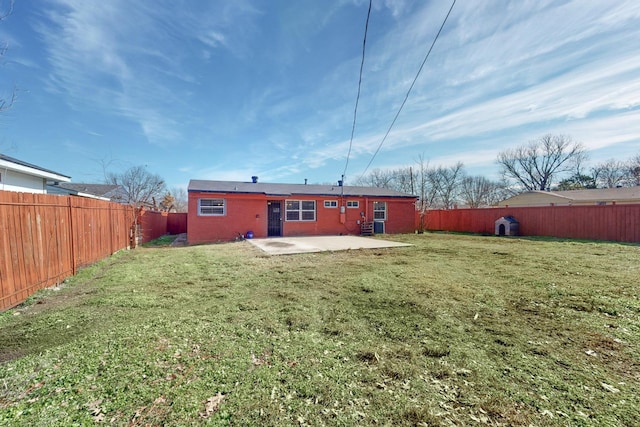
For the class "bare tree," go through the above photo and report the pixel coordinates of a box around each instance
[429,162,464,209]
[354,166,416,194]
[626,153,640,187]
[353,168,395,188]
[1,0,16,113]
[592,159,628,188]
[414,156,436,232]
[497,134,586,191]
[106,165,167,207]
[170,187,188,212]
[460,176,507,208]
[391,166,415,194]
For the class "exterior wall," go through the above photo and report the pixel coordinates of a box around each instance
[188,191,417,244]
[188,193,269,244]
[423,204,640,243]
[0,169,46,194]
[383,199,419,234]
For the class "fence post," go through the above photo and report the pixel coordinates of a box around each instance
[67,196,76,275]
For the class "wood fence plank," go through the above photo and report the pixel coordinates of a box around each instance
[1,191,143,311]
[424,204,640,243]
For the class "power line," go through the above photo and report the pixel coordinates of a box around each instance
[359,0,456,178]
[342,0,372,182]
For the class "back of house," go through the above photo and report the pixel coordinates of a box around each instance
[187,178,417,243]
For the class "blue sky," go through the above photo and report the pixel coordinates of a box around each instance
[1,0,639,189]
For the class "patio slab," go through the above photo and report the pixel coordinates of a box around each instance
[246,235,411,255]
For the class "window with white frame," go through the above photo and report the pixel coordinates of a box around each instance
[346,200,359,208]
[324,200,338,208]
[286,200,316,221]
[373,201,387,220]
[199,198,226,216]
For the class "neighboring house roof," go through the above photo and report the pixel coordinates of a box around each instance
[0,154,71,182]
[498,186,640,206]
[47,183,126,202]
[188,179,416,198]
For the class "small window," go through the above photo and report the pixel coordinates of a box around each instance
[324,200,338,208]
[373,201,387,220]
[286,200,316,221]
[199,198,225,216]
[346,200,359,208]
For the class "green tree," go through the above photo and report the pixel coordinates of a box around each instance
[555,174,596,190]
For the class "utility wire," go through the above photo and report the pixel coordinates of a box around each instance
[342,0,372,183]
[359,0,456,178]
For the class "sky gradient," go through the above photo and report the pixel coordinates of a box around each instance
[1,0,639,189]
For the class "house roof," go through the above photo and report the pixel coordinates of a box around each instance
[47,183,126,201]
[499,186,640,205]
[188,179,416,198]
[0,154,71,182]
[549,186,640,201]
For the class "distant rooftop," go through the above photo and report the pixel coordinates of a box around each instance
[547,186,640,201]
[47,183,126,201]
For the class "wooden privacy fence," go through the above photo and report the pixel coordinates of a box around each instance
[423,204,640,243]
[0,191,136,311]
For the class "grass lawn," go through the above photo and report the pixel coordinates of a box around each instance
[0,233,638,426]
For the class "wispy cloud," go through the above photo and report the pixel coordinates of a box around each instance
[312,0,640,174]
[16,0,640,187]
[34,0,260,144]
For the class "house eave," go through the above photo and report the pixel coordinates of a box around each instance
[0,157,71,182]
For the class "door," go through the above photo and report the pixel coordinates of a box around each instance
[267,201,282,237]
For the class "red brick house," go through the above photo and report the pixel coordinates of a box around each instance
[187,178,417,244]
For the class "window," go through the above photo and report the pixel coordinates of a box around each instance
[324,200,338,208]
[373,201,387,220]
[286,200,316,221]
[346,200,359,208]
[199,198,225,216]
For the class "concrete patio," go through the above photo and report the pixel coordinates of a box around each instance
[246,235,411,255]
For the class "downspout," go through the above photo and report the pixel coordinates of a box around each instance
[365,197,369,222]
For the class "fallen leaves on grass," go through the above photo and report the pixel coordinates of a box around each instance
[200,392,225,418]
[251,351,271,367]
[87,399,105,423]
[601,383,620,393]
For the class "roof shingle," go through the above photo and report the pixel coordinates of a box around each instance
[188,179,416,198]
